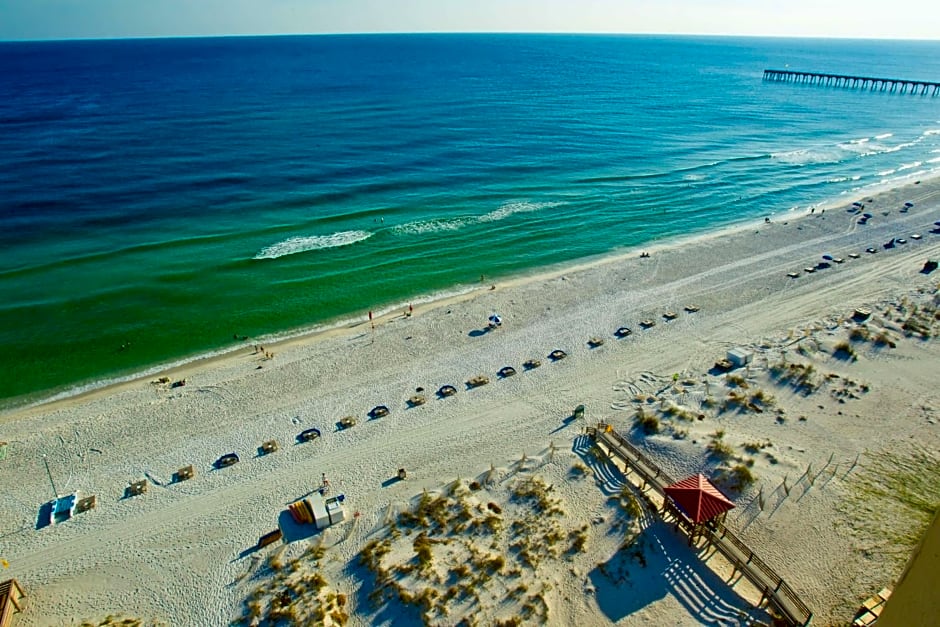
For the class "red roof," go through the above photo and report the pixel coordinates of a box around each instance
[664,474,735,524]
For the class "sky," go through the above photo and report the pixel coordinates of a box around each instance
[0,0,938,41]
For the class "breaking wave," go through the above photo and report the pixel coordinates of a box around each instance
[479,200,562,222]
[254,230,372,259]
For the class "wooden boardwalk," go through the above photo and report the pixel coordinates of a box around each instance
[588,424,813,627]
[764,69,940,96]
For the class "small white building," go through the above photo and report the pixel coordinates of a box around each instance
[279,492,348,544]
[726,348,753,368]
[309,494,347,530]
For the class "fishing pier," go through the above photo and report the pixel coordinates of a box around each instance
[764,69,940,96]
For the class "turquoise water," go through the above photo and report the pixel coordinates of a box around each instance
[1,34,939,407]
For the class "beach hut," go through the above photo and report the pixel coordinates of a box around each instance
[662,474,735,545]
[0,579,25,627]
[726,348,752,368]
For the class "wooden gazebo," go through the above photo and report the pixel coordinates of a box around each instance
[662,473,735,545]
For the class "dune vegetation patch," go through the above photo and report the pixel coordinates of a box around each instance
[839,445,940,568]
[233,543,349,627]
[357,472,632,626]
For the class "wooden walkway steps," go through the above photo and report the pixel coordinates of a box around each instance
[588,424,813,627]
[764,69,940,96]
[0,579,25,627]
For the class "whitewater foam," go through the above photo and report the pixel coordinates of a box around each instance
[254,230,373,259]
[479,200,562,222]
[392,217,474,235]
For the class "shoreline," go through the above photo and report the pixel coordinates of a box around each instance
[1,170,939,625]
[3,170,936,423]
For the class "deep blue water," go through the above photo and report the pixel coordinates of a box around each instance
[1,34,939,407]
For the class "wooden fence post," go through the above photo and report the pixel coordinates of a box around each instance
[758,486,765,511]
[846,452,860,476]
[782,475,790,497]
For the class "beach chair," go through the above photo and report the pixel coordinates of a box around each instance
[174,465,195,482]
[497,366,517,378]
[259,440,278,455]
[369,405,390,419]
[467,375,490,388]
[523,359,541,369]
[407,394,427,407]
[215,453,240,468]
[298,427,322,442]
[588,336,605,347]
[75,495,97,514]
[615,327,633,338]
[257,529,282,549]
[437,385,458,398]
[126,479,148,497]
[573,404,585,420]
[339,416,357,429]
[548,349,567,361]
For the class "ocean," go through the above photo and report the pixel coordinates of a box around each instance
[1,33,939,408]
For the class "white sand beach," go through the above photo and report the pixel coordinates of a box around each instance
[2,179,939,626]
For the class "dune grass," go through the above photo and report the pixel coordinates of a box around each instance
[840,446,940,567]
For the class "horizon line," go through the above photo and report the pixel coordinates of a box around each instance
[2,30,939,44]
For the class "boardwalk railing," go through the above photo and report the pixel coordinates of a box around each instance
[588,424,813,627]
[764,69,940,96]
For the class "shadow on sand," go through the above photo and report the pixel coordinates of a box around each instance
[590,520,770,625]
